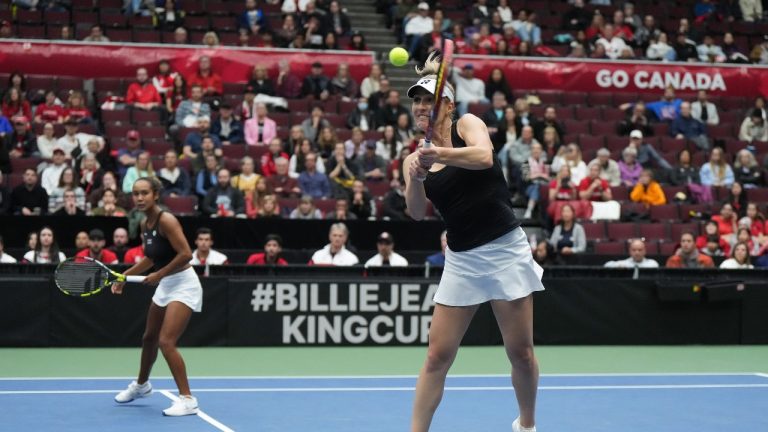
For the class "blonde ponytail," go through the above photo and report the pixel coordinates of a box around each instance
[415,51,441,77]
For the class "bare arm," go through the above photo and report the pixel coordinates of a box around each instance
[152,212,193,280]
[404,152,428,221]
[430,115,493,170]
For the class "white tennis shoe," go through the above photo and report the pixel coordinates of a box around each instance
[114,380,152,403]
[163,395,199,416]
[512,417,537,432]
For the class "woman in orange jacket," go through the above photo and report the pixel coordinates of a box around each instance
[630,169,667,207]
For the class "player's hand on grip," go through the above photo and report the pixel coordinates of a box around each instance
[111,282,125,295]
[143,272,162,285]
[409,156,428,182]
[417,141,439,169]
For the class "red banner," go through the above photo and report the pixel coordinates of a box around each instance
[0,41,375,82]
[455,55,768,98]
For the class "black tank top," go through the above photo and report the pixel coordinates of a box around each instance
[424,122,520,252]
[143,211,176,271]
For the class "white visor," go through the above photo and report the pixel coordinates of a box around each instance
[407,78,454,102]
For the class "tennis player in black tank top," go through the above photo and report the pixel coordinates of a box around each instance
[111,177,202,417]
[404,53,543,432]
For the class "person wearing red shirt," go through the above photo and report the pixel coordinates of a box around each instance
[696,220,732,256]
[578,163,613,201]
[125,67,162,110]
[260,138,290,177]
[186,56,223,97]
[2,88,31,120]
[246,234,288,265]
[152,60,178,101]
[64,91,92,123]
[711,203,737,239]
[75,229,119,264]
[548,165,577,201]
[123,244,145,264]
[34,90,65,124]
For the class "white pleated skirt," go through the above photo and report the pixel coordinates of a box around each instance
[434,227,545,307]
[152,267,203,312]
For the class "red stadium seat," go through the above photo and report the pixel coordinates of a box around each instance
[144,141,173,156]
[590,121,616,137]
[17,25,46,39]
[57,77,84,92]
[574,106,601,122]
[670,223,699,241]
[564,120,589,135]
[132,110,162,125]
[639,223,669,241]
[607,223,639,241]
[601,109,626,122]
[163,196,198,216]
[562,92,587,106]
[649,204,679,223]
[101,110,131,124]
[595,241,626,255]
[582,221,607,242]
[746,188,768,203]
[611,186,629,201]
[588,92,613,107]
[365,181,391,198]
[222,145,247,159]
[680,204,711,222]
[10,157,42,173]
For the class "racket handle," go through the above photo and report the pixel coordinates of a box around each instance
[423,139,432,148]
[125,275,146,283]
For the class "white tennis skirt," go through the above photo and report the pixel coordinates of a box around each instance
[434,227,545,307]
[152,267,203,312]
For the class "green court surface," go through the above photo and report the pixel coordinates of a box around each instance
[1,346,766,377]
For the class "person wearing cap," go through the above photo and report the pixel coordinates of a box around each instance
[186,56,222,97]
[309,223,359,266]
[175,84,212,128]
[276,59,302,100]
[126,67,162,112]
[75,229,119,264]
[211,103,244,145]
[404,2,434,55]
[3,116,36,159]
[365,232,409,267]
[360,140,387,181]
[247,233,289,265]
[628,129,671,170]
[451,63,487,117]
[116,130,144,178]
[56,118,103,159]
[673,32,698,62]
[40,148,69,195]
[301,62,331,100]
[404,52,543,432]
[588,148,621,187]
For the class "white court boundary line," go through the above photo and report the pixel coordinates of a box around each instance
[3,383,768,395]
[159,390,235,432]
[0,372,765,380]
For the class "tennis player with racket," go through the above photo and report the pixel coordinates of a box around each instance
[112,177,202,416]
[405,43,545,432]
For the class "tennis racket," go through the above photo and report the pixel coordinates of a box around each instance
[423,38,455,149]
[55,256,146,297]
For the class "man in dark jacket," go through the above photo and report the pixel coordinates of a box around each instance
[11,168,48,215]
[202,168,245,217]
[3,116,37,158]
[210,104,245,145]
[346,96,378,131]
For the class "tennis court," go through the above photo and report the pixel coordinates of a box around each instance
[1,346,766,431]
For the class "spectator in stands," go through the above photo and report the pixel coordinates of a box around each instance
[666,232,715,268]
[720,32,749,63]
[244,103,276,147]
[375,125,403,163]
[628,130,671,170]
[669,149,701,187]
[2,88,31,122]
[727,182,748,217]
[170,26,188,44]
[746,202,766,236]
[90,188,126,217]
[210,104,243,145]
[239,0,266,34]
[289,138,324,177]
[563,0,591,31]
[49,166,86,212]
[187,56,223,97]
[549,204,586,256]
[492,106,519,152]
[500,125,538,193]
[713,202,739,240]
[365,232,408,267]
[452,64,486,117]
[261,138,290,177]
[347,30,368,51]
[298,152,331,199]
[247,233,288,265]
[108,228,129,263]
[404,2,434,55]
[635,14,661,49]
[739,109,768,142]
[190,227,228,266]
[700,147,734,187]
[89,171,128,210]
[368,74,391,114]
[202,168,245,217]
[274,59,301,100]
[516,10,542,46]
[77,138,110,179]
[315,126,338,159]
[700,234,727,257]
[114,130,143,178]
[587,148,620,187]
[346,96,377,132]
[83,24,109,42]
[673,32,699,62]
[126,67,162,112]
[0,20,13,39]
[230,156,260,196]
[56,119,102,159]
[310,222,358,265]
[151,60,177,101]
[0,235,16,263]
[274,14,298,45]
[348,179,374,220]
[299,105,331,147]
[645,87,683,122]
[344,127,368,159]
[697,220,732,256]
[376,90,410,130]
[535,106,565,144]
[52,189,85,216]
[122,151,155,193]
[618,146,642,187]
[670,102,709,150]
[691,90,720,127]
[301,62,331,100]
[425,230,447,266]
[326,197,357,220]
[697,34,726,64]
[485,68,513,103]
[4,116,36,159]
[123,241,145,264]
[750,35,768,64]
[734,149,763,188]
[244,176,271,218]
[740,0,763,22]
[267,157,301,197]
[175,84,211,128]
[720,242,753,269]
[617,101,652,137]
[63,91,92,124]
[0,171,9,214]
[548,165,577,202]
[522,142,549,219]
[40,148,67,195]
[195,154,219,200]
[74,231,89,250]
[360,141,387,182]
[74,229,117,263]
[360,64,383,99]
[166,74,187,117]
[324,0,351,36]
[157,150,190,197]
[596,24,631,60]
[382,182,410,220]
[604,239,660,268]
[25,231,37,252]
[579,163,613,202]
[646,32,675,61]
[552,142,588,186]
[247,65,274,96]
[290,195,323,219]
[23,226,65,264]
[34,91,64,125]
[256,193,281,218]
[184,117,222,161]
[395,112,415,145]
[630,169,667,207]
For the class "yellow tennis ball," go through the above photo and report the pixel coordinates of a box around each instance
[389,47,409,67]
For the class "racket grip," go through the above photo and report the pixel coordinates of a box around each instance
[125,276,146,283]
[423,139,432,148]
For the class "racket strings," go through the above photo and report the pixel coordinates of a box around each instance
[55,262,109,295]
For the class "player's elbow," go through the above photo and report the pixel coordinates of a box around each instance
[479,149,493,169]
[179,253,193,263]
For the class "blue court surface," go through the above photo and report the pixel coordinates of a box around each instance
[1,373,767,431]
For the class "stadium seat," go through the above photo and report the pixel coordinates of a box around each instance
[163,196,198,216]
[17,25,46,39]
[144,141,173,156]
[601,109,626,122]
[132,110,162,125]
[680,204,711,221]
[607,223,638,241]
[644,241,660,255]
[101,110,131,124]
[574,106,601,122]
[365,181,390,198]
[57,77,85,92]
[611,186,629,201]
[588,92,613,107]
[16,9,42,25]
[639,223,669,241]
[10,157,42,174]
[649,204,679,223]
[582,221,607,242]
[746,188,768,203]
[590,121,616,136]
[670,223,699,241]
[564,120,589,135]
[562,92,587,106]
[595,241,626,255]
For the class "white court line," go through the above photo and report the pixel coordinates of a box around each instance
[3,383,768,395]
[756,373,768,379]
[0,372,761,380]
[159,390,235,432]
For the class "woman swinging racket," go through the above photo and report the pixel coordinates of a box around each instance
[405,53,545,432]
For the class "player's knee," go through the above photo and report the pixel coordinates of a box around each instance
[158,335,177,352]
[424,345,456,373]
[142,332,159,346]
[508,344,535,369]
